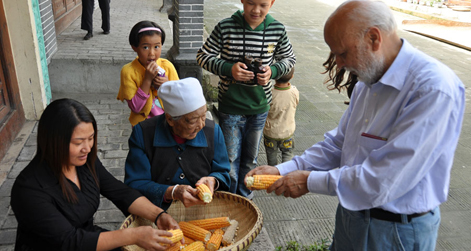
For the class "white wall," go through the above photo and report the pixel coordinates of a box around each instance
[3,0,48,120]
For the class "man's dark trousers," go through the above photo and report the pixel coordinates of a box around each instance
[81,0,110,32]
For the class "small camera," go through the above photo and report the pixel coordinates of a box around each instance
[157,66,166,77]
[243,56,264,84]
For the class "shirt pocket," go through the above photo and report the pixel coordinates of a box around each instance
[358,134,388,156]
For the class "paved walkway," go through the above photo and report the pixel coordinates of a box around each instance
[386,0,471,51]
[0,0,471,250]
[52,0,170,61]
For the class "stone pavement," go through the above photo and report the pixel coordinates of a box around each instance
[1,0,471,250]
[386,0,471,51]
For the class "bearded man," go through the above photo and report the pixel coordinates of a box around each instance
[245,0,465,249]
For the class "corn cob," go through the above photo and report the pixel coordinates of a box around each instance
[222,219,239,246]
[179,221,211,243]
[187,217,231,230]
[181,241,205,251]
[206,229,224,251]
[196,184,212,203]
[183,235,195,245]
[162,229,183,244]
[165,240,184,251]
[246,175,282,190]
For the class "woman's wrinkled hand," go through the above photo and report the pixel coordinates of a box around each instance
[195,177,217,193]
[174,184,206,207]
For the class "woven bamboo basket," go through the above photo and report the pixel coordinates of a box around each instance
[119,191,263,251]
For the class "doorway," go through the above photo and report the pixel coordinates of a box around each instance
[0,2,26,161]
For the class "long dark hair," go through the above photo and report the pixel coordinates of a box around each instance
[36,98,98,203]
[322,52,357,99]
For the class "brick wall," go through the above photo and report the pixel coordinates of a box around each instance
[167,0,204,81]
[172,0,204,54]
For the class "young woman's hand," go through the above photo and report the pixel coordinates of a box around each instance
[257,66,272,86]
[231,62,254,82]
[174,185,206,207]
[156,212,180,231]
[133,226,173,251]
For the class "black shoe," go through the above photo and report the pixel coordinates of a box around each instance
[84,32,93,40]
[103,30,110,35]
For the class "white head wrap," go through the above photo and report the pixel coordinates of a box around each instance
[158,77,206,117]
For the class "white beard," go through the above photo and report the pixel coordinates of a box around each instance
[346,41,385,85]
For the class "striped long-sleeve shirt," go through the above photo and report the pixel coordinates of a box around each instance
[197,10,296,115]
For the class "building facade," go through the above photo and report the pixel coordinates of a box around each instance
[0,0,79,161]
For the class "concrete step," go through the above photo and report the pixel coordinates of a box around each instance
[49,57,129,94]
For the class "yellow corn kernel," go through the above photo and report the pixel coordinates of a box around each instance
[222,219,239,246]
[187,217,231,230]
[163,229,183,244]
[183,235,195,245]
[246,175,282,190]
[179,221,211,243]
[206,229,224,251]
[181,241,205,251]
[196,184,212,203]
[165,240,184,251]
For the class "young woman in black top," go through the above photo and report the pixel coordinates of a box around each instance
[11,98,179,250]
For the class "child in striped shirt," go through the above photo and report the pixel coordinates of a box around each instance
[196,0,296,198]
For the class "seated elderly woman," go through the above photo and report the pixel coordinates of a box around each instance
[124,77,231,210]
[11,98,179,251]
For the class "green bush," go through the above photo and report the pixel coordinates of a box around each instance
[275,239,331,251]
[202,74,218,102]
